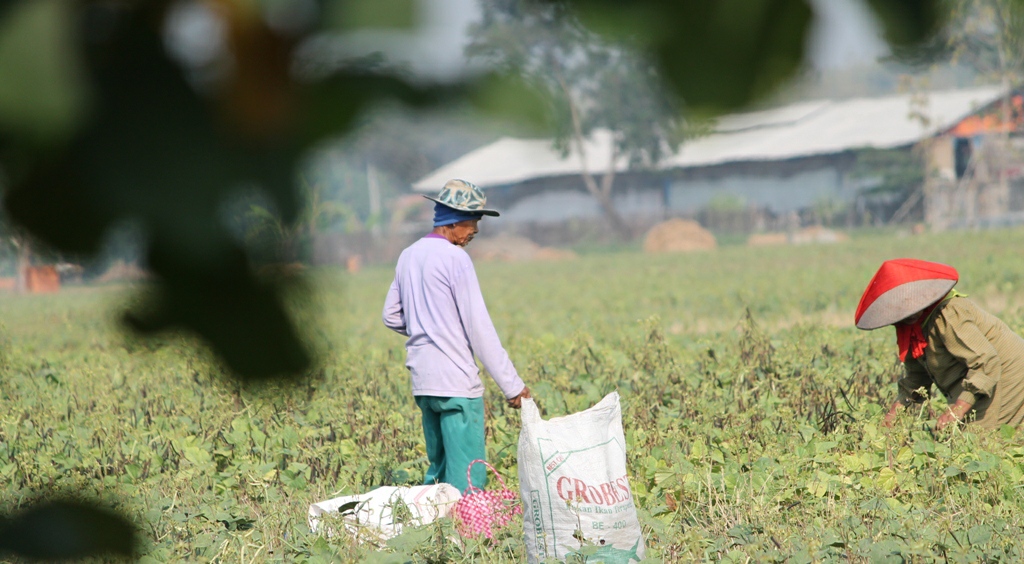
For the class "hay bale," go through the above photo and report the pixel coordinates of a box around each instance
[469,235,539,262]
[747,233,788,247]
[748,227,849,247]
[468,235,576,262]
[643,219,717,253]
[790,226,849,245]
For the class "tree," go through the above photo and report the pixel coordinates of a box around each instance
[241,179,357,264]
[896,0,1024,225]
[945,2,1024,159]
[468,0,680,238]
[943,0,1024,83]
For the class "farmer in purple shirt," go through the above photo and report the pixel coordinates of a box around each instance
[383,179,531,492]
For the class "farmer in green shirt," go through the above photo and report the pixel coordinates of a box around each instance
[855,259,1024,430]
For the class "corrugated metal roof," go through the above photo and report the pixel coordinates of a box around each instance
[412,131,624,192]
[713,100,829,133]
[412,85,1006,192]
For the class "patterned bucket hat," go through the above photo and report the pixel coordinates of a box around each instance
[423,179,500,217]
[855,259,958,330]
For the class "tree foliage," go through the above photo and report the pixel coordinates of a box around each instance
[466,0,951,237]
[468,0,680,237]
[302,106,516,231]
[469,1,679,168]
[945,0,1024,84]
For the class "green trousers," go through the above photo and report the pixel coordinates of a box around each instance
[415,396,487,493]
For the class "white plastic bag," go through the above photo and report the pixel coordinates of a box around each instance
[308,483,461,544]
[518,392,645,563]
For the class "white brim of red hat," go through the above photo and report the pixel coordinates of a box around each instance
[856,279,957,330]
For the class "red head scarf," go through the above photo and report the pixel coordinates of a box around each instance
[855,259,958,361]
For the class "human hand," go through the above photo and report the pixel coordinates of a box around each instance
[882,402,904,428]
[507,387,531,409]
[935,399,973,431]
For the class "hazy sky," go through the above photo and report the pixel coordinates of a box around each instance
[311,0,890,81]
[807,0,889,69]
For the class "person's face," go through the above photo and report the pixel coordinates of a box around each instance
[896,310,924,325]
[447,219,480,247]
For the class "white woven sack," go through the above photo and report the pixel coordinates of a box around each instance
[308,484,461,544]
[519,392,645,563]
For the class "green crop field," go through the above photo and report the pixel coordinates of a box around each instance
[4,228,1024,562]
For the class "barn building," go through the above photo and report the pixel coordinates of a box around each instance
[412,85,1024,241]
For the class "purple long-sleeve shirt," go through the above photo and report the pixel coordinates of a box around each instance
[382,235,525,399]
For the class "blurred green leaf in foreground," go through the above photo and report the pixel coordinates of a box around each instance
[0,500,136,561]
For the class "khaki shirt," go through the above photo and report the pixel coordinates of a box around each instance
[898,297,1024,429]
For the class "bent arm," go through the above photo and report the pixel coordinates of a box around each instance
[382,279,409,336]
[885,358,932,426]
[896,357,932,405]
[941,312,1001,404]
[452,264,525,399]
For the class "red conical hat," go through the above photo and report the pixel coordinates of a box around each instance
[855,259,958,330]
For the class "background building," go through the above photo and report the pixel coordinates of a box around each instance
[413,85,1024,244]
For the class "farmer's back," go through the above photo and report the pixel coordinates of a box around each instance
[392,236,488,398]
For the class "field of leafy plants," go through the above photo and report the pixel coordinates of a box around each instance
[4,227,1024,562]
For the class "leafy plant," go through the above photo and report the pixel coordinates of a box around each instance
[4,227,1024,561]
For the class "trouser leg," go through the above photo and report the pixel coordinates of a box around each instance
[436,396,487,493]
[415,396,446,486]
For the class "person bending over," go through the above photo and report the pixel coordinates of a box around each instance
[856,259,1024,430]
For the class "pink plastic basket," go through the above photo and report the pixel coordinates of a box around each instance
[452,459,522,539]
